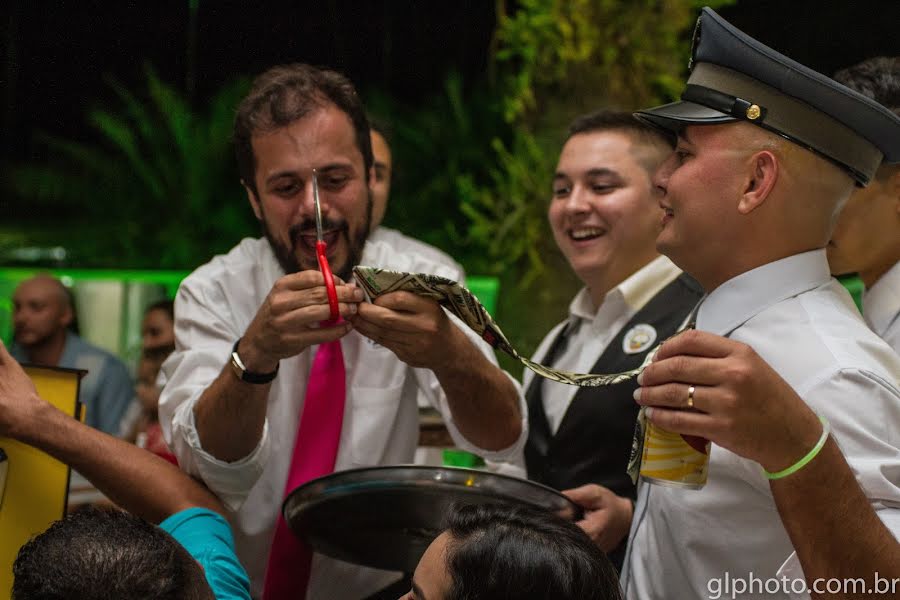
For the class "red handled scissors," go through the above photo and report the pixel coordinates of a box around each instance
[312,170,341,323]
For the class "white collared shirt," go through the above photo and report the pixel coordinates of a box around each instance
[367,226,465,282]
[528,255,682,434]
[863,260,900,354]
[159,236,526,599]
[622,250,900,600]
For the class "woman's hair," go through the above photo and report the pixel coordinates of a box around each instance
[444,503,624,600]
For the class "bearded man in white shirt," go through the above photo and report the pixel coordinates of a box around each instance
[158,63,525,599]
[618,8,900,600]
[828,56,900,353]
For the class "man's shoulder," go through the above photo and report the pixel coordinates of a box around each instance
[366,227,465,279]
[178,238,276,304]
[66,333,127,369]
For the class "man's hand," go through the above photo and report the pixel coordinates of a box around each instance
[635,330,822,472]
[0,340,46,440]
[240,271,364,371]
[348,291,457,369]
[563,484,634,553]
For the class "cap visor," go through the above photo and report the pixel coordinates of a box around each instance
[634,100,737,134]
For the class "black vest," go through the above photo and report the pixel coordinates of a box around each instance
[524,273,702,570]
[525,273,703,495]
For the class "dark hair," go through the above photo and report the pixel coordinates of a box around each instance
[568,109,675,148]
[368,117,393,149]
[145,298,174,322]
[444,503,624,600]
[12,507,212,600]
[833,57,900,117]
[233,63,373,195]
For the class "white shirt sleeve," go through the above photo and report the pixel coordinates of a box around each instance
[159,275,272,512]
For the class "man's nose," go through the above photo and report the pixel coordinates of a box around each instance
[565,185,591,213]
[653,156,675,194]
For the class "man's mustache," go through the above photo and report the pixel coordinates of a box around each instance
[289,217,348,244]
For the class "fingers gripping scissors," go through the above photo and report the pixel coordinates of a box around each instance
[312,170,341,323]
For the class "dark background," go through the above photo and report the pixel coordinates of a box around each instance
[3,0,899,168]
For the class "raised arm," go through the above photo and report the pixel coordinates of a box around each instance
[0,340,221,524]
[636,330,900,597]
[349,291,522,451]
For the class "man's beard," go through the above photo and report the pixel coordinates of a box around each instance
[260,190,372,281]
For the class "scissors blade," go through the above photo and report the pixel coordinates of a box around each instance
[312,169,324,243]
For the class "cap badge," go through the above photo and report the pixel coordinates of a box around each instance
[746,104,762,120]
[623,324,657,355]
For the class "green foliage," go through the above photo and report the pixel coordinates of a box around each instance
[6,68,254,268]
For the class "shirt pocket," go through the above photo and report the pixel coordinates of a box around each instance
[348,382,406,466]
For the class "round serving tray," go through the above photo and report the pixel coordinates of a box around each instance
[283,465,581,573]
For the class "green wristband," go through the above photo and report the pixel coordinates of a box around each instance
[764,415,830,480]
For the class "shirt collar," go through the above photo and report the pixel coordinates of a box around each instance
[697,249,831,335]
[568,255,682,323]
[863,260,900,337]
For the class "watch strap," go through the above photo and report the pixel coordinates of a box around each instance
[231,338,279,384]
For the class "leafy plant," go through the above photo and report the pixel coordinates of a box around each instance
[7,67,253,268]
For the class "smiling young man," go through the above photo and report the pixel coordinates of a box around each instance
[158,64,525,599]
[512,111,701,570]
[619,8,900,600]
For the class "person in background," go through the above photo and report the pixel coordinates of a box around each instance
[401,503,624,600]
[366,120,465,281]
[508,110,701,570]
[121,299,178,463]
[828,56,900,352]
[141,299,176,352]
[0,339,250,600]
[11,274,132,435]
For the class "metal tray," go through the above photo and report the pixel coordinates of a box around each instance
[283,465,581,573]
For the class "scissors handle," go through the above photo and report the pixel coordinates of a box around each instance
[316,240,341,323]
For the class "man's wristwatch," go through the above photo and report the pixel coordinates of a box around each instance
[230,338,279,384]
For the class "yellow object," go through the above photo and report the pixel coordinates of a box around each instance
[640,420,710,489]
[0,365,83,599]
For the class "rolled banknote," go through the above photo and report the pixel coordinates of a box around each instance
[352,266,659,387]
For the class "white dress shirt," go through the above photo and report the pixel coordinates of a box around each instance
[863,260,900,354]
[622,250,900,600]
[159,236,526,599]
[367,226,465,282]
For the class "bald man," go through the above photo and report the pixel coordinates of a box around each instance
[11,275,133,435]
[614,9,900,600]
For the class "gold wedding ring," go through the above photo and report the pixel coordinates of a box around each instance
[687,385,695,409]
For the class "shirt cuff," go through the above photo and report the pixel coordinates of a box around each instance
[173,399,271,512]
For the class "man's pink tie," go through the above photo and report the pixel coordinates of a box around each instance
[263,339,346,600]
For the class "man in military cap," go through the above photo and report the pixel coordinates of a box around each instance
[619,8,900,599]
[828,56,900,353]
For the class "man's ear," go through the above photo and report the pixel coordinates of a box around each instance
[738,150,778,215]
[243,181,262,221]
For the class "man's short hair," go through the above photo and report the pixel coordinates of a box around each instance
[568,110,675,148]
[233,63,373,194]
[12,507,212,600]
[369,117,393,149]
[833,57,900,117]
[444,503,624,600]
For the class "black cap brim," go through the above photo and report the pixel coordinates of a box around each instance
[634,100,737,135]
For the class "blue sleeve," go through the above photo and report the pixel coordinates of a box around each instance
[95,356,134,435]
[160,507,251,600]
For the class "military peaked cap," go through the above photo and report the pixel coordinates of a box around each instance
[635,7,900,185]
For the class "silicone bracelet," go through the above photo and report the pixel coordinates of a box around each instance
[764,415,830,480]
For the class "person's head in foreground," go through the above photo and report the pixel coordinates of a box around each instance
[827,56,900,287]
[12,507,213,600]
[633,9,900,292]
[551,110,674,302]
[233,63,374,281]
[402,503,623,600]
